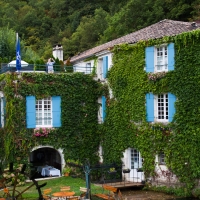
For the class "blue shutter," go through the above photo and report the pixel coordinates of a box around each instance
[26,96,36,128]
[102,96,106,122]
[146,93,154,122]
[52,96,61,127]
[168,43,174,71]
[168,93,176,122]
[145,46,154,72]
[103,56,108,79]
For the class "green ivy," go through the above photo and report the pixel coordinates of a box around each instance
[102,29,200,192]
[0,72,105,169]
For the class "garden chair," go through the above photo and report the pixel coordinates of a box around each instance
[80,187,89,199]
[60,186,71,191]
[42,188,52,200]
[67,196,79,200]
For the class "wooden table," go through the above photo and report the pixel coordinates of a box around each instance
[52,191,75,197]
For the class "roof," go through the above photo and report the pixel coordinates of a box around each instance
[70,19,199,63]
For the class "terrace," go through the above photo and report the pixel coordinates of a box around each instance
[0,63,93,74]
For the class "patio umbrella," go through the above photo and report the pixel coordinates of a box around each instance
[8,60,29,67]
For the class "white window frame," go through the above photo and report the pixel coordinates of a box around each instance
[85,63,91,74]
[36,97,52,127]
[154,45,168,72]
[154,94,168,122]
[98,97,103,124]
[97,58,103,80]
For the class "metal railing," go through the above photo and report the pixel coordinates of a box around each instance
[0,63,93,74]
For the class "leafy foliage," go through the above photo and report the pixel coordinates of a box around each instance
[0,72,104,169]
[0,0,199,59]
[102,29,200,193]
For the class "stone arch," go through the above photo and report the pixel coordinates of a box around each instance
[29,145,65,177]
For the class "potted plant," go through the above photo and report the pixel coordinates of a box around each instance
[108,167,117,174]
[63,167,71,176]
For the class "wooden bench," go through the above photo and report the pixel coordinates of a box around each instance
[94,185,118,200]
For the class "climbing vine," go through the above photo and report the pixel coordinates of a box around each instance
[0,72,105,169]
[102,29,200,194]
[1,28,200,196]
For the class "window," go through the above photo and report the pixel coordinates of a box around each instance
[158,152,165,165]
[98,96,106,123]
[155,46,167,72]
[146,93,176,123]
[155,94,168,122]
[85,63,91,74]
[36,97,52,127]
[130,149,143,169]
[97,56,108,80]
[26,96,61,128]
[145,43,174,72]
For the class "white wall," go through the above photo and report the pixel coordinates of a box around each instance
[73,60,95,74]
[154,155,178,184]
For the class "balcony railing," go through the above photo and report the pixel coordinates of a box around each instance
[0,63,93,74]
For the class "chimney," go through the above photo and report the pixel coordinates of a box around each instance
[53,44,63,61]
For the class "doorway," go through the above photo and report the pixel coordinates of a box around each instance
[129,148,144,182]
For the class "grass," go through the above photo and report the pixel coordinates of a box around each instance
[0,176,103,199]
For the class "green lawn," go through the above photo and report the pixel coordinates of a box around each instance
[0,176,103,199]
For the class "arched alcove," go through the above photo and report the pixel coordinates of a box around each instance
[29,146,65,178]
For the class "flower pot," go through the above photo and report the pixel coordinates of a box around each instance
[64,173,69,177]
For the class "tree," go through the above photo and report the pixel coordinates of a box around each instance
[63,8,108,57]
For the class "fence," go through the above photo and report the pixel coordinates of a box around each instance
[0,63,93,74]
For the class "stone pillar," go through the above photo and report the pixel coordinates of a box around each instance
[53,44,63,61]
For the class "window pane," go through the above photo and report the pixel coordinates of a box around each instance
[157,94,168,121]
[36,97,52,126]
[156,46,168,71]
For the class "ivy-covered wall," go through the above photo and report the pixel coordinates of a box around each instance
[102,29,200,191]
[1,29,200,194]
[0,72,104,168]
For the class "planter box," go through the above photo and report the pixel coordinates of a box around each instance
[137,168,143,172]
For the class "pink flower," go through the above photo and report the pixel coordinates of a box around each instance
[33,128,54,137]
